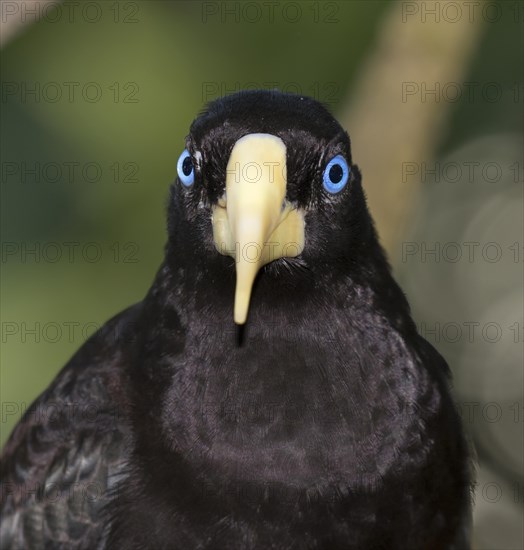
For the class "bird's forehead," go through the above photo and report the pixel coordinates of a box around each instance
[191,125,334,161]
[188,92,347,156]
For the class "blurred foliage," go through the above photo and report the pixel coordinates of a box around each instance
[1,1,522,548]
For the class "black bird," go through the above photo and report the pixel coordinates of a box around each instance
[0,90,472,549]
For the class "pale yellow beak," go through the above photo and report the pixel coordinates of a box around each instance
[212,133,305,324]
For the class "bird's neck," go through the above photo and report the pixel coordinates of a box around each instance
[150,250,413,335]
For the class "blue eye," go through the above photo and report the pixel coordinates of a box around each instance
[323,154,350,194]
[177,149,195,187]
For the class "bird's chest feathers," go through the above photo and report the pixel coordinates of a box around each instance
[164,326,414,487]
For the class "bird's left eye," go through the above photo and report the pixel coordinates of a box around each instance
[177,149,195,187]
[323,154,350,194]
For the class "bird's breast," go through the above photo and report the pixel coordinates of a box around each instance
[164,329,414,490]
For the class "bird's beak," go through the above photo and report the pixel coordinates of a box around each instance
[212,133,305,324]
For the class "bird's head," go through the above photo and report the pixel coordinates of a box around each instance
[167,90,380,325]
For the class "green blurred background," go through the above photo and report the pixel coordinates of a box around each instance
[1,1,522,547]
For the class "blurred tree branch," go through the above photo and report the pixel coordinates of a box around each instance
[337,0,486,259]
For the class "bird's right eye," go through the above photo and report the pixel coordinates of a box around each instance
[177,149,195,187]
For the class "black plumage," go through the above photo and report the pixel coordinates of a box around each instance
[1,90,472,549]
